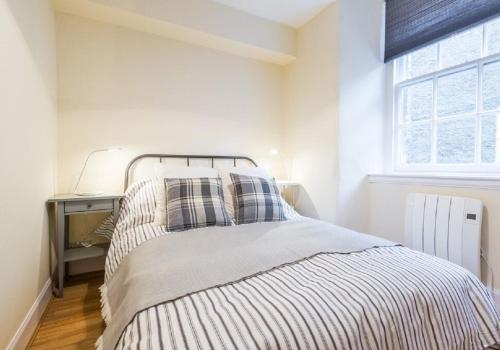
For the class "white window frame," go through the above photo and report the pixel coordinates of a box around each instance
[393,21,500,174]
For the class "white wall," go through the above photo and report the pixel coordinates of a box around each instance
[56,14,285,194]
[54,0,297,65]
[0,0,57,348]
[283,4,338,222]
[335,0,386,232]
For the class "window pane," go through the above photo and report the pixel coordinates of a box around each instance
[481,115,500,163]
[402,80,433,122]
[486,17,500,55]
[400,123,432,164]
[408,44,438,78]
[437,68,477,117]
[439,27,482,69]
[483,60,500,111]
[437,118,475,163]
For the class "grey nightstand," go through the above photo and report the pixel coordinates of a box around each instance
[47,193,123,297]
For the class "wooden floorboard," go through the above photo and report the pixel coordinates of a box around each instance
[28,272,105,350]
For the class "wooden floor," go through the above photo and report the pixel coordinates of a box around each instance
[28,272,105,350]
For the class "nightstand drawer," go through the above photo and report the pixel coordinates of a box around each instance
[64,199,114,213]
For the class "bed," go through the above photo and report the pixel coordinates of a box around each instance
[97,155,500,350]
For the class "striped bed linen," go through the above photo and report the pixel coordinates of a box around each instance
[102,179,500,349]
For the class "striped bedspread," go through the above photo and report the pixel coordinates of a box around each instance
[101,179,500,349]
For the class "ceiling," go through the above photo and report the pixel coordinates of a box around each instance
[211,0,335,28]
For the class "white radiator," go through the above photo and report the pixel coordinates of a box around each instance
[405,193,483,277]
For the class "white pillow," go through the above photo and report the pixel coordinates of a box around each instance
[153,163,217,226]
[218,167,299,221]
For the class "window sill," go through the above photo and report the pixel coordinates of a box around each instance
[367,173,500,190]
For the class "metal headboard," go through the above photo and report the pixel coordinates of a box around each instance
[124,154,258,191]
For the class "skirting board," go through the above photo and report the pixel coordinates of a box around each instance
[6,279,52,350]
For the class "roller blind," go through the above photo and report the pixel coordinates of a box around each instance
[385,0,500,62]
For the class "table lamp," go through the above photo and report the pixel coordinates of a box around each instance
[73,148,122,196]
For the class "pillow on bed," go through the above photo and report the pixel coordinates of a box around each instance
[218,167,270,217]
[164,177,231,231]
[153,164,217,226]
[218,167,299,221]
[230,173,286,224]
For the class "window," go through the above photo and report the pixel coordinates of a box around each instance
[394,17,500,172]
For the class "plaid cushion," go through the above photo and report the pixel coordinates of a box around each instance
[165,177,231,231]
[230,173,286,224]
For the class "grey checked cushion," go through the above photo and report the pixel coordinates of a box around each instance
[165,177,231,231]
[230,173,286,224]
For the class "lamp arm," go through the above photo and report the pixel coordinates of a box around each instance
[72,149,108,193]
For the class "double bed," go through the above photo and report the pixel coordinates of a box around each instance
[97,155,499,350]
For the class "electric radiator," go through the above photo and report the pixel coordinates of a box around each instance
[405,193,483,277]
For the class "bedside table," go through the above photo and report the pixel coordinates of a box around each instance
[47,193,123,297]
